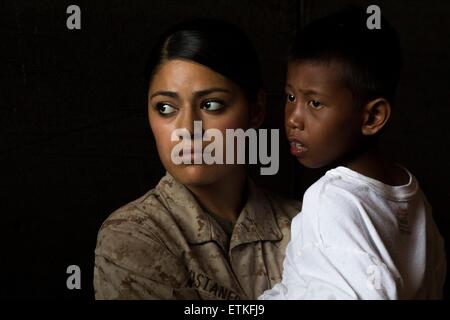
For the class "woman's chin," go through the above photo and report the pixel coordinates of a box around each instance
[168,164,224,187]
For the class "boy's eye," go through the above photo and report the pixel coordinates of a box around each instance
[308,100,323,109]
[286,94,296,103]
[155,103,176,115]
[202,100,225,111]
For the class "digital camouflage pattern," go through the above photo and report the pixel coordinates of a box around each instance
[94,173,300,299]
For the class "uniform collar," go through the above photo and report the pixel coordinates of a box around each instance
[230,178,283,250]
[155,172,283,252]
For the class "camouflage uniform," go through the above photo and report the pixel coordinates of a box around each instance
[94,173,300,299]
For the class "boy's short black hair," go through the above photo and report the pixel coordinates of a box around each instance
[290,6,402,108]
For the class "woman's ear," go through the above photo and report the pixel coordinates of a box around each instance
[361,98,391,136]
[249,89,267,129]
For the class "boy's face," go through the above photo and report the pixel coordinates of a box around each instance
[285,60,364,168]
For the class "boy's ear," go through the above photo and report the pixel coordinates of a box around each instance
[361,98,391,136]
[249,89,266,129]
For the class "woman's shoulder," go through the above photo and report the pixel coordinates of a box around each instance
[96,185,183,260]
[94,187,191,298]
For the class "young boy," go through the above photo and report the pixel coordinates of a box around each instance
[260,8,446,299]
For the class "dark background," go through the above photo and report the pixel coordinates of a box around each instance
[1,0,449,299]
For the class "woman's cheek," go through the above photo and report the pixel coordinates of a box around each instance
[208,109,250,132]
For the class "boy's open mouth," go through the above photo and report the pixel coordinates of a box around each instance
[289,140,307,157]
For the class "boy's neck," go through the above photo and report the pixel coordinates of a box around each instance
[337,144,409,187]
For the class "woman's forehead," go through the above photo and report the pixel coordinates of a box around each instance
[150,59,237,94]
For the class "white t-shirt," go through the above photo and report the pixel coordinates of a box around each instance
[260,166,446,300]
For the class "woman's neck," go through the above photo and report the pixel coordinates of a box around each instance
[186,167,247,224]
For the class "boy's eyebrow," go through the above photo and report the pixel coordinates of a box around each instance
[149,88,231,100]
[285,84,325,97]
[299,88,323,96]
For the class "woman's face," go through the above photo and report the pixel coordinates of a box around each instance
[148,59,255,187]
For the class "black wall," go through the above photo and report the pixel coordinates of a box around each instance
[1,0,449,299]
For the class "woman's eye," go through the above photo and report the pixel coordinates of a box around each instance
[308,100,323,109]
[156,103,176,115]
[286,94,296,103]
[202,101,225,111]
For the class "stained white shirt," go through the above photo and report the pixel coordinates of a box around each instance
[260,166,446,300]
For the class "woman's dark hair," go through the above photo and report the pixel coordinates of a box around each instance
[145,18,263,102]
[290,6,403,108]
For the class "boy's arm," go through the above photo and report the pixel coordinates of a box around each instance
[260,243,399,300]
[260,186,401,300]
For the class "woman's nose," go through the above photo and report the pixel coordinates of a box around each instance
[285,103,304,131]
[177,106,202,138]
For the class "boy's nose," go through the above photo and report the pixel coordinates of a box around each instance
[286,104,304,131]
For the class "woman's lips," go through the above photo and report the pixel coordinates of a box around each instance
[289,140,307,157]
[180,149,203,163]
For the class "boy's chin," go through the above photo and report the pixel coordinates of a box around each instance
[296,157,326,169]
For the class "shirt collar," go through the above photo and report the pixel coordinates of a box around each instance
[230,178,283,250]
[155,172,283,252]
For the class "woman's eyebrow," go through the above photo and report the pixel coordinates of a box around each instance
[193,88,231,99]
[149,91,179,100]
[149,88,230,100]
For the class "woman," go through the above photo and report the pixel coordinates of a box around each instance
[94,18,300,299]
